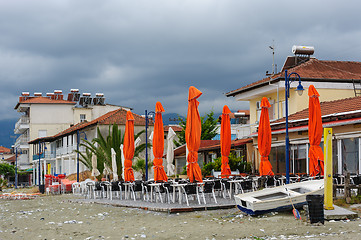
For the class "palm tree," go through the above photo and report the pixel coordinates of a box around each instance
[132,158,152,180]
[77,148,93,169]
[78,123,149,180]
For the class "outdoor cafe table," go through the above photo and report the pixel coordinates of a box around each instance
[227,179,244,197]
[171,183,187,204]
[123,182,134,200]
[171,182,205,205]
[148,182,162,202]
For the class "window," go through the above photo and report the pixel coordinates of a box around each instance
[282,101,286,117]
[80,114,86,122]
[292,144,307,174]
[38,130,47,138]
[256,101,261,122]
[341,138,359,174]
[269,146,286,174]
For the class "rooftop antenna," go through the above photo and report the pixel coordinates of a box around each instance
[269,40,275,75]
[266,40,275,76]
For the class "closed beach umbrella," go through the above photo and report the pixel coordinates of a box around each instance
[123,111,135,182]
[111,148,118,181]
[221,105,232,178]
[148,131,154,162]
[153,102,168,182]
[166,127,176,176]
[258,97,274,176]
[120,144,125,179]
[308,85,324,177]
[185,86,203,183]
[91,154,100,177]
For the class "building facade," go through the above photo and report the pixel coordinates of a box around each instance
[226,49,361,175]
[14,89,127,170]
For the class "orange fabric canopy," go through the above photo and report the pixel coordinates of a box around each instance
[221,105,232,178]
[308,85,324,177]
[258,97,274,176]
[185,86,203,183]
[123,111,135,182]
[153,102,168,182]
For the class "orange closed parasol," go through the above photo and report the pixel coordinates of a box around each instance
[185,86,203,183]
[123,111,135,182]
[258,97,274,176]
[221,105,232,178]
[308,85,324,177]
[153,102,168,182]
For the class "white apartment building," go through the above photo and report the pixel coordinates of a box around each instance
[14,89,127,171]
[29,108,151,185]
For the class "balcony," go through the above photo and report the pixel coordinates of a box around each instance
[14,116,29,134]
[32,151,52,161]
[55,145,79,157]
[15,135,30,149]
[235,124,255,139]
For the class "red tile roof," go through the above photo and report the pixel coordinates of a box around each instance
[29,108,151,144]
[164,125,183,132]
[15,96,75,109]
[0,146,11,153]
[174,140,220,157]
[173,138,252,156]
[275,96,361,123]
[270,96,361,131]
[4,155,15,163]
[226,58,361,97]
[198,138,252,152]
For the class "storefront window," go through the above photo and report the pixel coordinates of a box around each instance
[269,146,285,174]
[293,144,307,174]
[341,138,359,174]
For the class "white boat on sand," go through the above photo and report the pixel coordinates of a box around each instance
[234,179,324,215]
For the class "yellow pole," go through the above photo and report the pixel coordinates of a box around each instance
[47,163,51,175]
[324,128,334,210]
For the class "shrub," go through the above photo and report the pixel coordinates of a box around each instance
[202,152,251,176]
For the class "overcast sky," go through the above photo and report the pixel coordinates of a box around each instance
[1,0,361,120]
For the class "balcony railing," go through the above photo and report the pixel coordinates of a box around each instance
[55,145,82,157]
[15,135,30,147]
[235,123,256,139]
[14,116,30,134]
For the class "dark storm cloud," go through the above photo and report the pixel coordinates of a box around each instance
[1,0,361,120]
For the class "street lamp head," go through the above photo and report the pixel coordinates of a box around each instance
[295,82,305,96]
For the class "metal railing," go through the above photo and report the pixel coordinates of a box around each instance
[235,123,256,139]
[15,135,30,146]
[14,116,30,132]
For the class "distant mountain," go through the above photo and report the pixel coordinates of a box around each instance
[163,113,185,125]
[0,119,17,148]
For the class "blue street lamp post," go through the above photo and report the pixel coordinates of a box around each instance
[38,142,43,187]
[15,148,21,189]
[285,69,304,184]
[76,130,87,182]
[144,110,155,181]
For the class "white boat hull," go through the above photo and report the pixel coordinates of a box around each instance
[234,179,324,215]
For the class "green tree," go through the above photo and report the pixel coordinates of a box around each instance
[0,163,15,176]
[175,110,219,147]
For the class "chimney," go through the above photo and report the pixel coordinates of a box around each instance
[46,93,54,99]
[53,90,63,100]
[93,93,105,105]
[67,89,80,101]
[79,93,92,107]
[19,92,30,102]
[34,92,42,97]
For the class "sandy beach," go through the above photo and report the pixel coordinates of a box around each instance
[0,192,360,240]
